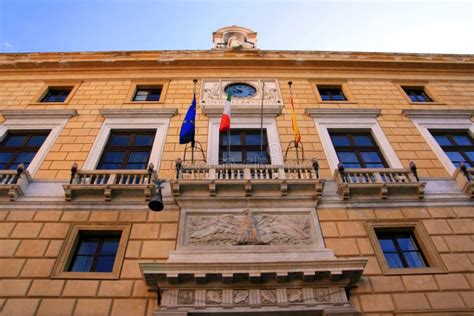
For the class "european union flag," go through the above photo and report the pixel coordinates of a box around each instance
[179,94,196,144]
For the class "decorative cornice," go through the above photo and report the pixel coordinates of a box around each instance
[100,108,178,118]
[305,108,380,119]
[1,109,77,120]
[203,107,281,118]
[403,109,474,120]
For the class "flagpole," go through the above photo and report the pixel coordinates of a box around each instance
[191,79,197,164]
[259,81,265,164]
[288,81,299,165]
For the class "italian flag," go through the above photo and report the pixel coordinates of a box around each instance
[219,91,232,132]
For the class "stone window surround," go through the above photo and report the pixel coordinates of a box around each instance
[82,109,177,170]
[394,80,444,105]
[124,79,170,104]
[404,109,474,175]
[207,113,284,166]
[30,80,81,105]
[367,221,447,275]
[306,109,403,174]
[51,224,130,280]
[0,110,77,177]
[309,79,356,104]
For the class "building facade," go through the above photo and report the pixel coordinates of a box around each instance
[0,26,473,315]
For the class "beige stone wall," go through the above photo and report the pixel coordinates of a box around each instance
[0,209,178,316]
[1,77,473,180]
[318,206,474,314]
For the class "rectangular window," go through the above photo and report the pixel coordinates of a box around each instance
[329,131,388,168]
[97,130,156,170]
[133,85,163,102]
[68,231,121,273]
[431,131,474,167]
[402,87,432,103]
[41,87,73,103]
[0,131,50,170]
[376,230,427,269]
[219,129,269,164]
[317,86,347,101]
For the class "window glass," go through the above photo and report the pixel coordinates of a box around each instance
[431,131,474,168]
[452,135,472,146]
[318,86,347,101]
[69,233,120,273]
[109,134,130,146]
[331,135,350,146]
[4,136,26,147]
[0,131,50,170]
[221,135,241,146]
[354,135,373,146]
[219,129,269,164]
[41,88,72,102]
[133,86,162,102]
[135,135,154,146]
[434,135,452,146]
[376,231,428,269]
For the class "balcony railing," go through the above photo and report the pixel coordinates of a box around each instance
[453,164,474,198]
[0,168,31,201]
[334,165,425,200]
[63,164,157,201]
[172,162,323,198]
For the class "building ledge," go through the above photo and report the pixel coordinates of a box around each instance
[1,109,77,120]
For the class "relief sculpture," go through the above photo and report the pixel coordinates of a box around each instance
[187,210,312,246]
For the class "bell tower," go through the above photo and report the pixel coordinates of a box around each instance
[212,25,258,49]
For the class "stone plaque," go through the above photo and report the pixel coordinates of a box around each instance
[186,211,312,246]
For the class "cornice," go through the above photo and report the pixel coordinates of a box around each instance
[100,108,178,118]
[305,108,381,119]
[403,109,474,120]
[1,109,77,120]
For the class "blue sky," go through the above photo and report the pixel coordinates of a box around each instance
[0,0,473,54]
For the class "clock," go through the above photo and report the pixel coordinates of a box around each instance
[224,83,257,98]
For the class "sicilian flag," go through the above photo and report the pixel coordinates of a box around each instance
[219,91,232,132]
[179,93,196,144]
[289,95,301,144]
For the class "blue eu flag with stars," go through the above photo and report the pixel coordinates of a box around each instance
[179,94,196,144]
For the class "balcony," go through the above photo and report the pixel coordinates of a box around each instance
[0,168,31,201]
[63,164,156,201]
[334,165,425,200]
[453,164,474,198]
[170,162,324,201]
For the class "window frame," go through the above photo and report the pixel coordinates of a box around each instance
[0,110,75,176]
[395,82,442,105]
[51,224,130,279]
[125,80,169,104]
[430,130,474,168]
[310,80,355,104]
[82,109,176,170]
[329,130,389,168]
[218,128,270,164]
[207,116,283,165]
[405,110,474,175]
[0,130,51,170]
[306,109,403,174]
[97,130,156,170]
[367,221,446,275]
[31,82,80,105]
[402,86,433,103]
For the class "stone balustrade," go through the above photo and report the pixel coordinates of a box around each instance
[0,169,30,201]
[453,165,474,198]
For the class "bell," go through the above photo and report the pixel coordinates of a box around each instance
[148,191,164,212]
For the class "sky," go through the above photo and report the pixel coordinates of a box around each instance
[0,0,473,54]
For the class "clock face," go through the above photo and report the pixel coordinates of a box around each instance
[224,83,257,98]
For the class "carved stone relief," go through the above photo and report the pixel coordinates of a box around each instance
[206,290,223,305]
[178,290,195,305]
[314,288,332,303]
[287,289,304,304]
[260,289,277,304]
[186,210,312,246]
[201,79,282,108]
[233,290,249,305]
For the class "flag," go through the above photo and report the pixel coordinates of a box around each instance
[289,95,301,144]
[179,93,196,144]
[219,91,232,132]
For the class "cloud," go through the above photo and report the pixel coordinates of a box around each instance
[2,42,13,49]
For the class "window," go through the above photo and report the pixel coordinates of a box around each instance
[97,130,155,170]
[51,224,130,279]
[41,87,73,103]
[219,129,269,164]
[367,222,446,275]
[317,86,347,101]
[69,231,121,272]
[0,131,50,170]
[329,131,388,168]
[402,87,432,103]
[431,131,474,168]
[133,85,162,102]
[376,230,427,268]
